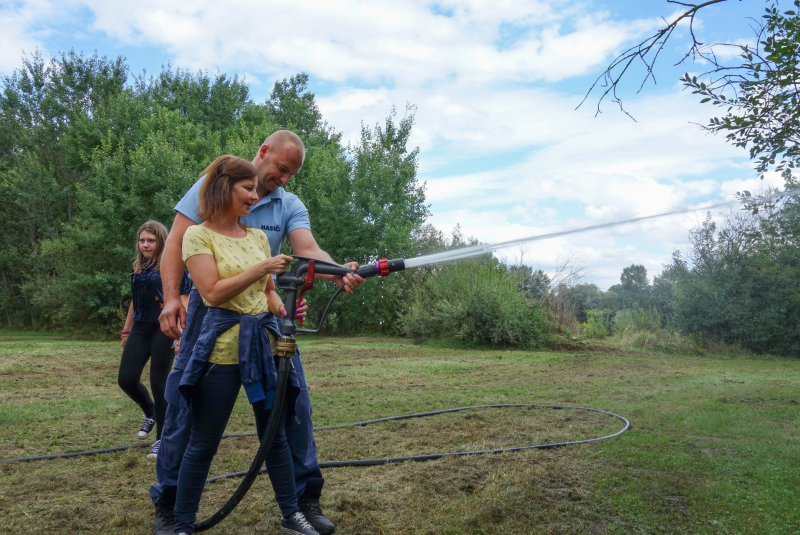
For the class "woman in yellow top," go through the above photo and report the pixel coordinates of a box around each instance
[173,155,316,535]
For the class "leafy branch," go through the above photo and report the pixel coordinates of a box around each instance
[577,0,733,119]
[682,2,800,180]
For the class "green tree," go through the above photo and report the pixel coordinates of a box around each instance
[681,2,800,181]
[0,49,434,335]
[296,107,431,333]
[0,53,282,330]
[562,283,617,323]
[665,214,800,354]
[585,2,800,353]
[508,264,551,300]
[266,73,341,147]
[609,264,653,310]
[0,51,128,325]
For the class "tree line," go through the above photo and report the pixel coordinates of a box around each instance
[567,198,800,356]
[0,51,434,334]
[3,0,799,358]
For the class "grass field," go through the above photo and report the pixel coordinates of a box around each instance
[1,334,798,534]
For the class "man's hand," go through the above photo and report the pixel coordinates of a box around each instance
[159,297,186,340]
[334,262,366,296]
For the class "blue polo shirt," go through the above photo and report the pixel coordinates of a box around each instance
[174,175,311,255]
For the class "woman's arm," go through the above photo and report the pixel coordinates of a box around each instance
[185,253,294,307]
[121,301,134,348]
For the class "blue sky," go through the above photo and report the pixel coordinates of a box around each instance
[0,0,782,288]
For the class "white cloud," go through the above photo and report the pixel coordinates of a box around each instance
[331,85,758,288]
[75,0,661,86]
[6,0,771,289]
[0,1,55,73]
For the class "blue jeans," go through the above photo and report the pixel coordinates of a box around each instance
[173,364,298,533]
[150,290,325,506]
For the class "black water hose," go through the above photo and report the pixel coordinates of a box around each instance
[1,256,619,532]
[1,404,629,466]
[193,355,292,532]
[205,404,630,481]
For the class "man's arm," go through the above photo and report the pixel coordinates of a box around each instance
[159,213,197,339]
[287,228,365,295]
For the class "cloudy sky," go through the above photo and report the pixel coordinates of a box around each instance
[1,0,781,288]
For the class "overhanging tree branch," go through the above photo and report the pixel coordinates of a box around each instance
[577,0,733,117]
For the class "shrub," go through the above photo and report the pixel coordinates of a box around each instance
[581,309,613,338]
[613,308,662,334]
[399,260,554,348]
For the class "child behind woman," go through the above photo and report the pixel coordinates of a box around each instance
[119,221,190,458]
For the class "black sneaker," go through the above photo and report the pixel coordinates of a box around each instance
[139,415,156,439]
[281,511,319,535]
[147,439,160,459]
[299,498,335,535]
[152,501,175,535]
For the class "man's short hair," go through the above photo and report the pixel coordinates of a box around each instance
[263,130,305,163]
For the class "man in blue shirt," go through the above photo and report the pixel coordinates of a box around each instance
[152,130,363,535]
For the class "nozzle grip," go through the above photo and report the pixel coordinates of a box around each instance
[356,264,378,278]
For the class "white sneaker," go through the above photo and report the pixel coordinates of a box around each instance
[147,439,160,459]
[138,414,156,439]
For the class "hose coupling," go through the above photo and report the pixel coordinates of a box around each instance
[274,337,297,358]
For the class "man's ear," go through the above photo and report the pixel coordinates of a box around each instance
[259,144,270,160]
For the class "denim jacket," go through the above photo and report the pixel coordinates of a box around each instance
[178,306,299,408]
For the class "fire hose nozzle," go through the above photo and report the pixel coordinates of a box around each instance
[356,258,406,278]
[276,256,406,337]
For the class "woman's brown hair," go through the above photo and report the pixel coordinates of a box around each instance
[197,155,258,222]
[132,220,168,273]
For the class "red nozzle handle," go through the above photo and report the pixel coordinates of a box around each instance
[296,260,315,326]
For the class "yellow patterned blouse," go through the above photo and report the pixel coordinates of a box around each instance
[182,224,273,365]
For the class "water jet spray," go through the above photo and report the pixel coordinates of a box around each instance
[194,190,790,531]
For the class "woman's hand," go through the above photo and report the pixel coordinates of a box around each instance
[295,299,308,321]
[267,291,308,321]
[260,254,295,275]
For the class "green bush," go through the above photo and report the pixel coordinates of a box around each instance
[399,260,554,348]
[581,309,613,338]
[613,308,662,334]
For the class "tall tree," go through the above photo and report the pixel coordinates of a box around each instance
[298,106,431,333]
[0,51,128,325]
[609,264,653,310]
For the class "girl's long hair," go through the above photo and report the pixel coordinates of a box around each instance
[198,155,258,222]
[133,220,168,273]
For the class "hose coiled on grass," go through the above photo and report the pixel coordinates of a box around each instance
[0,403,629,466]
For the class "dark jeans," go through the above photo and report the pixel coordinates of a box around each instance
[118,321,174,439]
[150,289,325,507]
[173,363,299,533]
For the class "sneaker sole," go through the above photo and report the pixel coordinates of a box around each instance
[139,429,155,439]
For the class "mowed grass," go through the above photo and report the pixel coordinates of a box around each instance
[0,334,798,534]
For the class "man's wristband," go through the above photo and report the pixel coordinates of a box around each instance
[120,330,131,337]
